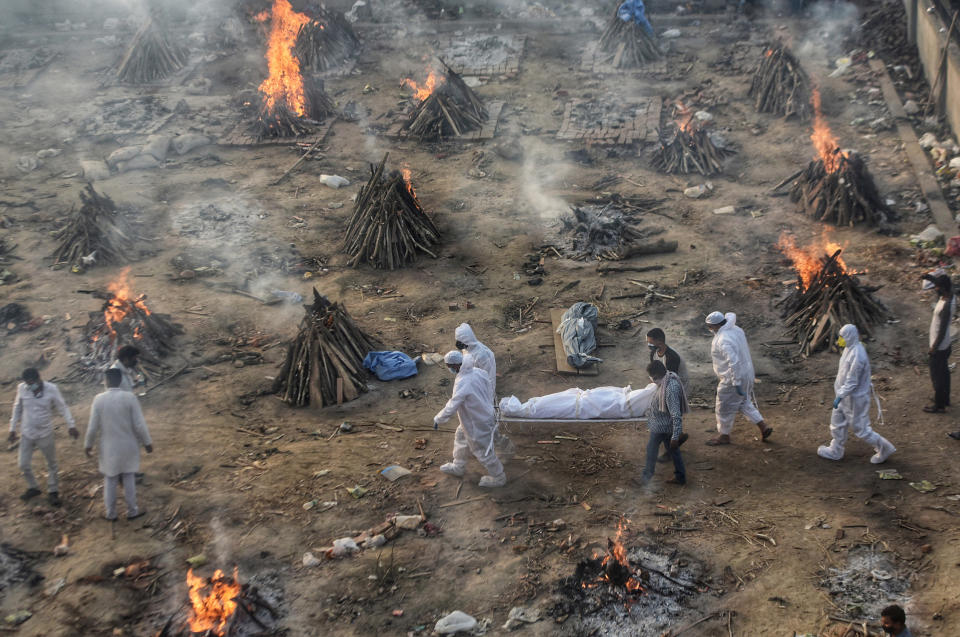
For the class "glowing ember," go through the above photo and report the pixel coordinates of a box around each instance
[765,48,773,57]
[401,167,416,197]
[583,519,645,595]
[810,88,847,173]
[403,70,441,102]
[674,100,694,133]
[777,232,847,290]
[257,0,312,117]
[187,568,241,636]
[102,267,151,341]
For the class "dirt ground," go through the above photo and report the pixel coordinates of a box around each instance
[1,1,959,636]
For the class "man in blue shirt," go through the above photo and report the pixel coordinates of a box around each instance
[880,605,912,637]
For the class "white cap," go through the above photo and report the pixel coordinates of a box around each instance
[705,311,725,325]
[444,350,463,365]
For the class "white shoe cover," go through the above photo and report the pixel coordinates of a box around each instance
[817,442,844,461]
[478,473,506,488]
[440,462,465,477]
[870,440,896,464]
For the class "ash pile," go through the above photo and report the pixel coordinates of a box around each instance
[597,4,662,68]
[400,61,487,141]
[555,197,673,261]
[294,5,360,72]
[550,533,709,636]
[819,546,912,620]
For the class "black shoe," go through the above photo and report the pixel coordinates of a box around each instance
[923,405,946,413]
[948,431,960,440]
[47,492,61,507]
[20,488,41,501]
[127,510,147,521]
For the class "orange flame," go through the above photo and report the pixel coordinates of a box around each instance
[765,48,773,58]
[777,231,847,290]
[810,88,847,173]
[403,71,441,102]
[401,167,416,197]
[187,568,241,636]
[582,518,645,595]
[103,267,150,340]
[674,101,694,133]
[257,0,312,116]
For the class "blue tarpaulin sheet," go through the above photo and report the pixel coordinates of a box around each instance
[363,351,419,381]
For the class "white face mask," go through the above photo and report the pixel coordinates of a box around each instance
[650,376,663,385]
[27,382,40,392]
[447,366,459,375]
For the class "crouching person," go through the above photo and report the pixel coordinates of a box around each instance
[84,369,153,520]
[434,351,506,488]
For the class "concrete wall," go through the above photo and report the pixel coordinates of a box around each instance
[908,0,960,140]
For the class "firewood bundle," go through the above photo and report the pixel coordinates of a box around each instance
[53,184,136,267]
[749,46,812,121]
[343,153,441,269]
[786,152,892,226]
[777,249,891,356]
[400,62,486,141]
[272,289,376,408]
[598,7,662,67]
[251,78,336,139]
[294,8,360,72]
[116,18,186,84]
[651,126,735,175]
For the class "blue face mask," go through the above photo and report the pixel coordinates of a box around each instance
[27,382,40,392]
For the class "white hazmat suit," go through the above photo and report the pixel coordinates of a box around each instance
[455,323,496,399]
[817,324,896,463]
[710,312,764,435]
[434,352,505,487]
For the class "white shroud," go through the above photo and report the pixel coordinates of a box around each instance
[498,384,657,420]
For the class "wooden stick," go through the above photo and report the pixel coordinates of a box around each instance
[271,137,324,185]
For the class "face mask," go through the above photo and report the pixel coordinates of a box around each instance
[881,627,895,635]
[447,366,458,375]
[455,341,467,350]
[27,382,40,392]
[836,336,846,348]
[647,343,659,352]
[650,377,663,385]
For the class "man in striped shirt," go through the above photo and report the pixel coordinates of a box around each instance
[639,361,687,486]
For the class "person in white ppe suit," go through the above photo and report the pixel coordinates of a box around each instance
[434,351,506,488]
[817,324,896,463]
[455,323,496,398]
[705,311,773,445]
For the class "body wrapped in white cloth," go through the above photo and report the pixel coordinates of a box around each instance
[498,384,657,419]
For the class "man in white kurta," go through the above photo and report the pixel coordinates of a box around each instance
[84,369,153,520]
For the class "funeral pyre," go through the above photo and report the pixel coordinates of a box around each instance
[399,61,487,141]
[342,153,441,269]
[776,234,891,356]
[249,0,337,139]
[293,5,360,72]
[116,17,186,84]
[597,6,662,67]
[273,289,376,408]
[550,521,708,636]
[158,567,279,637]
[53,184,137,270]
[71,268,182,382]
[776,89,892,226]
[748,45,811,120]
[652,104,735,175]
[556,196,675,261]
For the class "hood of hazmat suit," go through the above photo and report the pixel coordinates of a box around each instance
[455,323,496,397]
[834,324,871,398]
[710,312,755,387]
[434,352,495,437]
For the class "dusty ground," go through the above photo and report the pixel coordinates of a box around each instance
[1,1,959,636]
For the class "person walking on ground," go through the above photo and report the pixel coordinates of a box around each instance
[638,361,687,486]
[110,345,145,393]
[646,328,690,460]
[705,311,773,446]
[817,324,896,463]
[8,368,77,506]
[880,605,913,637]
[84,369,153,520]
[921,272,955,414]
[455,323,496,398]
[434,351,506,488]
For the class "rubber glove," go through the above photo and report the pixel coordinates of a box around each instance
[832,396,842,409]
[735,385,744,397]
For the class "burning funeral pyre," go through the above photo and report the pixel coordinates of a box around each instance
[158,567,279,637]
[72,268,182,382]
[557,196,674,261]
[399,61,487,141]
[293,5,360,72]
[53,184,137,269]
[273,289,376,407]
[777,234,891,356]
[777,89,893,226]
[116,17,186,84]
[652,104,735,175]
[342,153,441,269]
[749,45,812,120]
[250,0,337,139]
[597,6,662,67]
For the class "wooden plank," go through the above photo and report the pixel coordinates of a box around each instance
[645,96,662,144]
[550,308,599,376]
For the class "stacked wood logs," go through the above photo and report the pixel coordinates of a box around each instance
[158,574,279,637]
[294,8,361,72]
[784,152,892,226]
[53,184,136,267]
[652,126,735,175]
[251,78,336,139]
[749,45,812,120]
[342,153,441,269]
[116,18,186,84]
[777,249,891,356]
[400,61,486,141]
[272,289,376,408]
[598,7,661,67]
